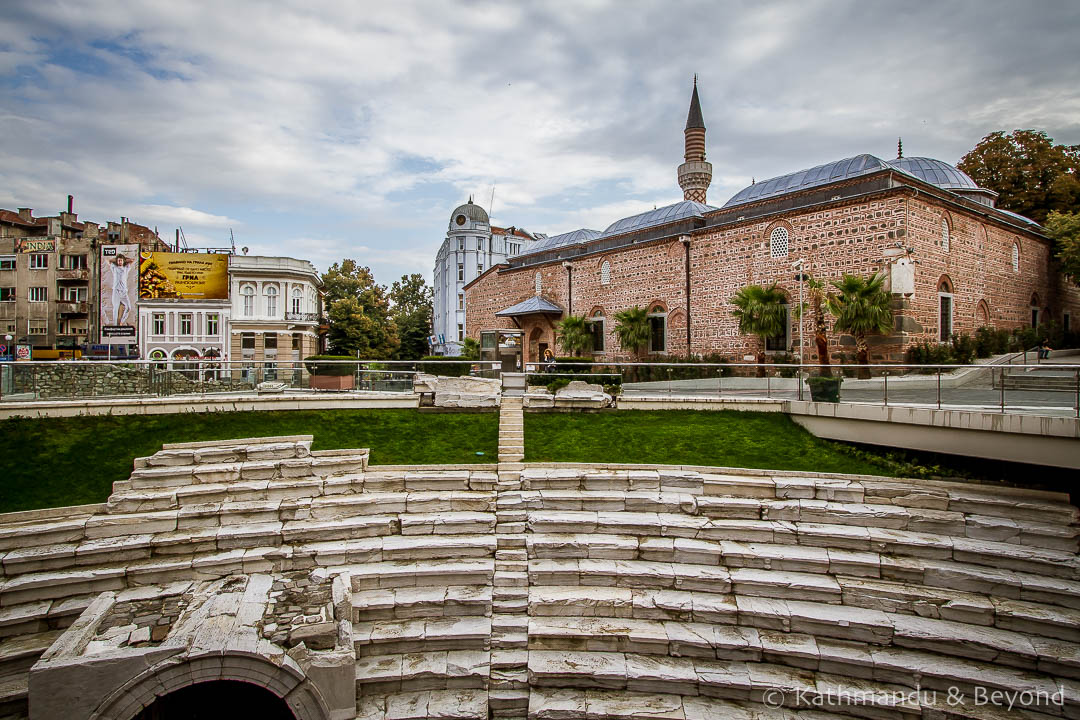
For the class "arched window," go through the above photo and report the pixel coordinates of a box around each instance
[938,277,954,342]
[770,227,790,259]
[976,300,990,327]
[585,310,605,352]
[264,285,278,317]
[941,218,950,253]
[241,285,255,316]
[1012,242,1020,272]
[291,287,303,315]
[648,304,667,354]
[600,260,611,286]
[535,271,542,295]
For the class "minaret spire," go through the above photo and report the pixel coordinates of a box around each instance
[678,76,712,203]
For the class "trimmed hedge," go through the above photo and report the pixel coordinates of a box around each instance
[418,356,472,377]
[303,355,360,377]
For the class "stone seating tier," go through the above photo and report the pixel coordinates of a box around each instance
[0,434,1077,720]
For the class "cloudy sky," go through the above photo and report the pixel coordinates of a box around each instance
[2,1,1078,284]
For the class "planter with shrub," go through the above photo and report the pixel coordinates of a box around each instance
[304,355,358,390]
[807,376,842,403]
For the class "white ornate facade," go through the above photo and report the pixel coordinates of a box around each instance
[228,254,322,370]
[138,299,231,368]
[431,199,539,355]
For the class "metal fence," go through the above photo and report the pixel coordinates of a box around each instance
[0,359,501,403]
[522,360,1080,417]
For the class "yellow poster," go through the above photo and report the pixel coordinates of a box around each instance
[139,252,229,299]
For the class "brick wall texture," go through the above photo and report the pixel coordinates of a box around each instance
[466,186,1080,366]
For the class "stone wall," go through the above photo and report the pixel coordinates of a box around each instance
[10,363,252,398]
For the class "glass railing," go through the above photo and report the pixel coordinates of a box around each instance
[520,360,1080,417]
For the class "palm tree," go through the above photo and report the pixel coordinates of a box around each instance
[806,276,833,377]
[613,306,650,357]
[730,284,788,377]
[827,272,893,378]
[556,315,592,357]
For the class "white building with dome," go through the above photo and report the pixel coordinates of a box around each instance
[431,199,541,355]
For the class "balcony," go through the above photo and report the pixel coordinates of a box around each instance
[57,268,90,281]
[57,301,89,314]
[285,312,320,323]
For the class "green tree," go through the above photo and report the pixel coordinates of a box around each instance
[1047,211,1080,285]
[390,273,434,360]
[730,284,788,377]
[957,130,1080,225]
[460,337,480,360]
[614,306,650,357]
[556,315,592,357]
[321,260,399,358]
[827,272,893,378]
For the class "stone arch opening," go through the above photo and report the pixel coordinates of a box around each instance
[131,680,296,720]
[90,653,330,720]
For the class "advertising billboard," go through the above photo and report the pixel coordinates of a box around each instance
[16,237,57,253]
[99,244,139,345]
[139,252,229,300]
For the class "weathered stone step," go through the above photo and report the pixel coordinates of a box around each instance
[353,650,489,695]
[346,559,495,592]
[353,616,491,656]
[352,586,492,621]
[355,688,489,720]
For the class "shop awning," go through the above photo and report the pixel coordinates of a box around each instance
[495,295,564,317]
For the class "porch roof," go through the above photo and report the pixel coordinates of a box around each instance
[495,295,564,317]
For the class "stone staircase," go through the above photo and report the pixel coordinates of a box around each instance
[1001,368,1078,391]
[0,424,1077,719]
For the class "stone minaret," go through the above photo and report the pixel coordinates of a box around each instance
[677,76,713,204]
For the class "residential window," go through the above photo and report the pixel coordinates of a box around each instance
[60,254,87,269]
[0,256,15,270]
[152,313,165,335]
[508,242,521,255]
[458,238,465,251]
[265,285,278,316]
[586,316,605,352]
[179,313,193,335]
[29,286,47,303]
[241,332,256,360]
[476,237,483,250]
[29,253,48,269]
[0,288,15,302]
[59,285,86,302]
[457,264,464,281]
[648,310,666,353]
[457,323,464,342]
[765,304,790,352]
[458,292,464,310]
[477,263,483,275]
[5,323,15,333]
[28,322,47,335]
[207,313,219,336]
[242,286,255,316]
[264,333,277,350]
[292,333,302,351]
[292,288,302,314]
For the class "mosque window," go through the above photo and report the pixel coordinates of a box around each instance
[535,272,542,295]
[941,218,950,253]
[1012,243,1020,272]
[938,279,954,342]
[585,312,605,352]
[600,260,611,285]
[769,227,789,259]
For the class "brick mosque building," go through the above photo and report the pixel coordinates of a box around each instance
[465,80,1080,367]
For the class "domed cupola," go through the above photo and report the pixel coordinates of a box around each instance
[888,156,998,207]
[449,197,490,230]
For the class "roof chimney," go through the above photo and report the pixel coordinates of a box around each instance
[67,195,73,214]
[17,208,32,222]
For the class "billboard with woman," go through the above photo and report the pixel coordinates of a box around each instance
[99,244,139,345]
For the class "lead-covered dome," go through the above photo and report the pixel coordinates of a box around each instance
[887,157,979,190]
[449,199,489,227]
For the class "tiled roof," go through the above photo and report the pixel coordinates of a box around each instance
[601,201,714,237]
[495,295,564,317]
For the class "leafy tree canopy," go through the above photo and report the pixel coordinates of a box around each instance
[729,284,787,341]
[321,259,399,358]
[390,273,434,360]
[556,315,592,357]
[1046,211,1080,285]
[613,306,650,356]
[827,273,893,339]
[957,130,1080,225]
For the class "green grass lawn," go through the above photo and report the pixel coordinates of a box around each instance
[525,410,898,476]
[0,409,498,513]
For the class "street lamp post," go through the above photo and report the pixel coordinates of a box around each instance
[793,259,806,401]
